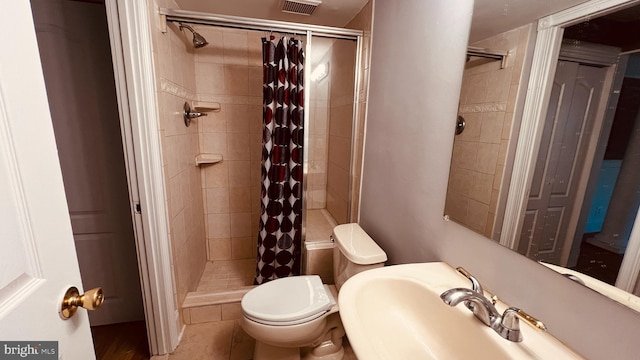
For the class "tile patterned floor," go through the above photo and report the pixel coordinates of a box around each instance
[152,319,358,360]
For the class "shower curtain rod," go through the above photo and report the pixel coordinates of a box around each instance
[160,8,363,40]
[467,46,508,68]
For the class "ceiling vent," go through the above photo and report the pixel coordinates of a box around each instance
[281,0,321,16]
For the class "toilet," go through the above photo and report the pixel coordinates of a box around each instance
[241,223,387,360]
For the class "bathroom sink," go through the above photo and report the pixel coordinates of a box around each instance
[338,262,583,359]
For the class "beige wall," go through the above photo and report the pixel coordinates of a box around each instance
[360,0,640,359]
[446,24,533,239]
[192,25,264,262]
[148,0,207,320]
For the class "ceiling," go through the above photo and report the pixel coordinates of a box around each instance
[174,0,591,43]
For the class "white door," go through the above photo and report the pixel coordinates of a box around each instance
[31,0,145,326]
[0,1,95,359]
[519,61,608,263]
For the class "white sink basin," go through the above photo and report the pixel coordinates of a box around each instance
[338,262,583,359]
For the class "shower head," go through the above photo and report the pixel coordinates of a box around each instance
[179,23,208,48]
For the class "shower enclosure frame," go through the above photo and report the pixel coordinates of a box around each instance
[108,3,367,355]
[160,8,366,247]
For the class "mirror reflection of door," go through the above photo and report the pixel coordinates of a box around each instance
[520,10,640,286]
[519,56,611,264]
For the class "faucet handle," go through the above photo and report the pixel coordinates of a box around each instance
[456,267,484,294]
[501,307,547,342]
[512,308,547,332]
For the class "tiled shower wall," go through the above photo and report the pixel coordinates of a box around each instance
[325,40,357,224]
[192,26,265,262]
[307,56,331,210]
[148,0,207,317]
[445,24,533,239]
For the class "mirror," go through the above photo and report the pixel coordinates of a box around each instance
[446,0,640,310]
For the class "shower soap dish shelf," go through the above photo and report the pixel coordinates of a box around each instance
[192,101,221,112]
[195,153,223,166]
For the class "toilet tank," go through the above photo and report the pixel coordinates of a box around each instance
[332,223,387,290]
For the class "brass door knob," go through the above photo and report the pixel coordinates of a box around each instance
[60,286,104,319]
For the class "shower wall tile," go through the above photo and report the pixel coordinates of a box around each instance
[208,239,232,261]
[248,105,263,134]
[328,162,350,201]
[311,100,329,135]
[322,37,357,222]
[328,136,351,171]
[228,161,251,187]
[223,65,249,96]
[329,104,353,136]
[208,213,231,238]
[326,189,348,226]
[195,63,226,95]
[248,67,263,97]
[232,237,254,260]
[206,188,230,214]
[226,133,251,160]
[470,172,493,204]
[476,143,500,175]
[467,200,489,233]
[250,160,261,184]
[194,28,224,64]
[148,0,207,322]
[452,141,478,171]
[230,212,252,238]
[199,107,227,133]
[225,105,250,133]
[446,24,534,239]
[202,162,229,188]
[229,187,252,213]
[222,31,249,66]
[456,111,482,141]
[198,27,262,261]
[200,132,228,156]
[247,35,263,67]
[479,112,505,144]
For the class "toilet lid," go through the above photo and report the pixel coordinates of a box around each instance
[241,275,334,324]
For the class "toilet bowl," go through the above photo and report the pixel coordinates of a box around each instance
[241,223,387,360]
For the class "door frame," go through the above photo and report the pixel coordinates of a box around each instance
[500,0,640,292]
[103,0,180,355]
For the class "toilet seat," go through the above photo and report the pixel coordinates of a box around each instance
[241,275,335,326]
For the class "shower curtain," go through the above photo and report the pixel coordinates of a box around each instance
[254,36,305,284]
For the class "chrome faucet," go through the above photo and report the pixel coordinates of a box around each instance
[440,268,547,342]
[456,267,484,294]
[440,288,525,341]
